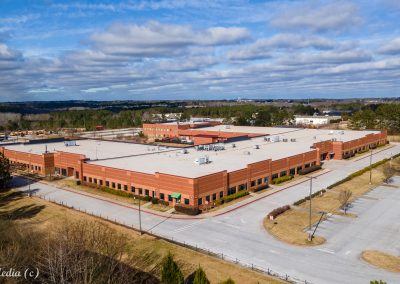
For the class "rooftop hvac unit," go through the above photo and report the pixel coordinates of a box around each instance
[225,125,231,129]
[232,143,236,148]
[270,136,280,143]
[194,156,209,165]
[313,136,317,139]
[329,130,334,135]
[264,136,271,142]
[243,151,251,155]
[290,138,296,142]
[340,130,345,135]
[282,138,288,142]
[181,149,188,154]
[254,145,260,149]
[64,140,77,147]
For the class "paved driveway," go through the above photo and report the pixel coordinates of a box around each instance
[11,144,400,284]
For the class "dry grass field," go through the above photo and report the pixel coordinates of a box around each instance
[0,188,283,284]
[361,250,400,273]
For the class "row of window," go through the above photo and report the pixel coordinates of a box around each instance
[82,176,190,204]
[198,191,223,205]
[11,161,42,172]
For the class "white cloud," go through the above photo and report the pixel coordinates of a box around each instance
[81,87,110,93]
[378,37,400,55]
[228,34,336,60]
[270,2,362,32]
[89,21,249,57]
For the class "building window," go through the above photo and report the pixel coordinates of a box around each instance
[139,188,143,195]
[263,177,268,184]
[75,171,79,179]
[106,181,109,187]
[99,180,103,186]
[257,178,262,185]
[145,189,149,196]
[251,180,256,187]
[112,182,116,189]
[212,193,216,200]
[168,195,172,202]
[160,193,165,200]
[61,168,67,176]
[220,191,223,198]
[198,198,202,205]
[290,168,296,175]
[131,186,135,193]
[117,183,121,190]
[296,167,302,173]
[89,177,92,183]
[83,176,87,182]
[94,178,97,184]
[206,195,210,202]
[228,186,236,195]
[239,183,247,191]
[124,185,128,191]
[272,173,278,179]
[184,198,190,205]
[280,171,287,177]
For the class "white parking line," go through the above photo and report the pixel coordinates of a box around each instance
[316,248,335,254]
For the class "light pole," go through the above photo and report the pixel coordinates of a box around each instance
[134,196,142,235]
[369,148,373,185]
[309,176,313,233]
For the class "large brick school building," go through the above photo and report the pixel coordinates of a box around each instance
[1,124,387,209]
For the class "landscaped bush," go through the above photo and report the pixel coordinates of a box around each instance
[267,205,290,219]
[174,205,201,215]
[293,189,326,206]
[151,198,159,204]
[76,180,81,185]
[271,175,293,184]
[298,165,322,175]
[223,190,249,203]
[252,184,269,192]
[101,186,132,198]
[327,158,390,189]
[159,200,169,206]
[215,199,224,206]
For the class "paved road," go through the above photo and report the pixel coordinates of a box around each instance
[11,145,400,284]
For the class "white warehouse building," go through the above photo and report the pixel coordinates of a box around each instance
[294,115,341,126]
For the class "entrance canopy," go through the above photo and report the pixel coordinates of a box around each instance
[171,192,181,199]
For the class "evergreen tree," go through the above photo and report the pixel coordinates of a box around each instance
[161,253,184,284]
[0,152,11,189]
[193,266,210,284]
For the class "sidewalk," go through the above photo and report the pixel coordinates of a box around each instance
[16,168,332,220]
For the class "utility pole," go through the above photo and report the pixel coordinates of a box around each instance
[369,148,373,185]
[309,176,313,234]
[134,196,142,235]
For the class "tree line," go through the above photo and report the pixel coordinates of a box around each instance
[349,103,400,134]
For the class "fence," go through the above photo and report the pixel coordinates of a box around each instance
[31,191,313,284]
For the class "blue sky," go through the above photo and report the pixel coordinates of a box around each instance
[0,0,400,101]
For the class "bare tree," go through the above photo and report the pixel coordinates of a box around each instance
[338,190,352,214]
[383,164,393,184]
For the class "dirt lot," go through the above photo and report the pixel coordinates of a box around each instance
[0,188,283,284]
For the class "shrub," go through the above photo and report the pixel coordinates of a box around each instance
[159,200,169,206]
[252,184,269,192]
[161,253,184,284]
[271,175,293,184]
[293,189,326,206]
[151,198,159,204]
[101,187,132,198]
[219,278,235,284]
[223,190,249,203]
[76,180,81,185]
[215,199,224,206]
[327,158,390,189]
[174,205,201,215]
[298,165,322,175]
[193,266,210,284]
[268,205,290,219]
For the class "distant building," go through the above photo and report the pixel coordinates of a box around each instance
[294,115,341,126]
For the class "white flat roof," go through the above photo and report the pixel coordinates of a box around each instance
[4,139,178,160]
[4,127,382,178]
